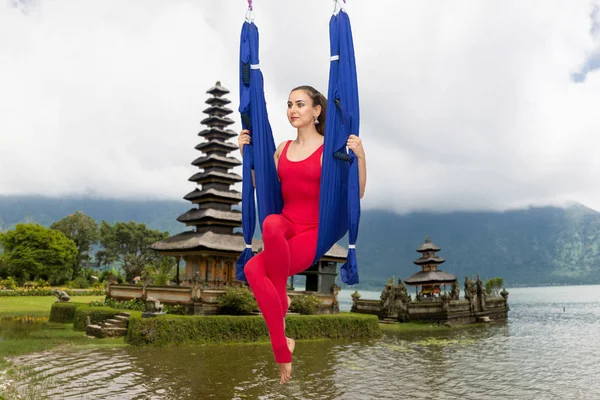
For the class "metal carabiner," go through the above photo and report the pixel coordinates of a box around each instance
[332,0,346,15]
[245,7,255,22]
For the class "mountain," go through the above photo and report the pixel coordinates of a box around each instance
[355,204,600,287]
[1,196,599,286]
[0,196,187,234]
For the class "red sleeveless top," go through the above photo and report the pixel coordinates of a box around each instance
[277,140,323,225]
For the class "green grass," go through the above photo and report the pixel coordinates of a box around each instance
[0,295,113,371]
[0,296,105,317]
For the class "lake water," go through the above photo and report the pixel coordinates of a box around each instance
[2,285,599,399]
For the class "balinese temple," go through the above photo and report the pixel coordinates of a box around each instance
[151,81,346,294]
[404,237,457,297]
[351,236,509,324]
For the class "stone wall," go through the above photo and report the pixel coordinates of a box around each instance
[352,299,383,316]
[352,294,509,325]
[108,284,194,304]
[486,297,509,321]
[107,284,340,315]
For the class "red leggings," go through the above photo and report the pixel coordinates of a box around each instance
[244,214,318,363]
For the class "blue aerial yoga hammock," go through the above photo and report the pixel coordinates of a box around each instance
[236,2,361,285]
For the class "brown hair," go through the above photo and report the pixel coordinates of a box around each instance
[291,85,327,136]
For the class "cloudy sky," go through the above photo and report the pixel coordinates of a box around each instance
[1,0,600,213]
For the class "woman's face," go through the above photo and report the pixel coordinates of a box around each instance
[287,90,321,129]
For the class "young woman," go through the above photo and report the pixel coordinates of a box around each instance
[238,85,367,384]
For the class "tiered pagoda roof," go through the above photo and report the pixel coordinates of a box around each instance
[151,81,244,252]
[404,237,456,287]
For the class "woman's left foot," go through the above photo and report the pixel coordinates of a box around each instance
[287,337,296,353]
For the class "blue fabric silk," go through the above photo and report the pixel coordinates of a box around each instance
[236,21,283,281]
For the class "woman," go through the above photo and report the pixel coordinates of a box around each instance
[238,85,367,384]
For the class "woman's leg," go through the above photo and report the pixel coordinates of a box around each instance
[282,226,319,317]
[244,214,295,363]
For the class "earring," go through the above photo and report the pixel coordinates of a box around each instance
[314,117,320,125]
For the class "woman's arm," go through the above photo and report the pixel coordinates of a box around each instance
[347,134,367,199]
[274,141,287,180]
[238,129,256,187]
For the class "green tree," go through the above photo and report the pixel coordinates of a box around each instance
[142,257,177,286]
[0,252,8,279]
[97,221,168,282]
[485,277,504,296]
[0,223,77,284]
[50,211,99,279]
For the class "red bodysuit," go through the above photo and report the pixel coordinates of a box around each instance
[244,140,323,363]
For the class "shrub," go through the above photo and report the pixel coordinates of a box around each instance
[91,281,104,290]
[99,269,125,284]
[485,277,504,296]
[49,302,86,323]
[163,304,186,315]
[102,297,145,311]
[35,278,50,288]
[289,294,322,315]
[0,276,17,290]
[126,313,381,346]
[217,287,258,315]
[67,276,90,289]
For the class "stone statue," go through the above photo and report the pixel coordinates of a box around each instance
[464,276,475,301]
[500,287,509,300]
[351,290,361,312]
[145,296,164,313]
[380,281,395,314]
[52,289,70,302]
[392,280,410,322]
[192,287,202,302]
[191,271,202,285]
[331,283,341,297]
[450,281,460,301]
[476,274,487,310]
[441,293,450,311]
[464,276,476,312]
[331,284,341,308]
[395,279,409,305]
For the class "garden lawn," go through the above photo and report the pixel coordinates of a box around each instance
[0,296,105,317]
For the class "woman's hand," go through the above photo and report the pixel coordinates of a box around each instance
[347,134,367,199]
[347,134,365,160]
[238,129,251,155]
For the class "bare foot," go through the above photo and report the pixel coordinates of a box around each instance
[277,338,295,384]
[287,337,296,353]
[277,362,292,384]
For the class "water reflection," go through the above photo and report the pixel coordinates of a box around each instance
[0,316,49,340]
[4,286,600,399]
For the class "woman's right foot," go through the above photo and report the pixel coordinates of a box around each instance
[277,362,292,384]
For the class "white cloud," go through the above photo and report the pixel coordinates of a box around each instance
[1,0,600,213]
